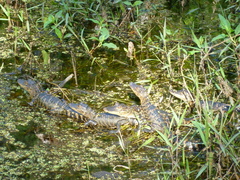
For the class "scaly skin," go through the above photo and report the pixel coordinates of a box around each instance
[103,102,140,118]
[129,82,170,132]
[69,103,139,133]
[18,79,88,121]
[69,102,97,119]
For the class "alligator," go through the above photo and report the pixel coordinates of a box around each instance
[170,89,240,112]
[129,82,170,132]
[103,98,205,150]
[69,102,139,133]
[17,78,88,121]
[103,102,172,119]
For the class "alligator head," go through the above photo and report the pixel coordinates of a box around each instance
[129,82,149,102]
[17,79,43,98]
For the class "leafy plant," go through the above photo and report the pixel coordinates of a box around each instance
[0,4,12,28]
[43,0,86,41]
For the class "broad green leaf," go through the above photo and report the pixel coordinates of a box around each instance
[166,29,172,35]
[55,10,63,19]
[55,28,63,40]
[64,33,72,38]
[89,36,99,41]
[100,28,110,36]
[133,1,143,7]
[218,14,232,33]
[211,34,226,42]
[44,15,55,28]
[65,13,69,26]
[102,43,119,50]
[88,18,99,24]
[235,23,240,35]
[123,1,132,6]
[99,28,110,42]
[99,35,106,42]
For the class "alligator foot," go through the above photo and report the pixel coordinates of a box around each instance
[85,120,97,126]
[109,129,120,134]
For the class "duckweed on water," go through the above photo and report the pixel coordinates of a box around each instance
[0,77,117,179]
[0,76,208,179]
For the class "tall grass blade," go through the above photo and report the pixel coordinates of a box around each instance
[20,39,31,51]
[195,163,208,179]
[137,136,155,151]
[192,121,207,147]
[0,63,4,73]
[191,30,203,49]
[0,4,10,17]
[157,131,172,148]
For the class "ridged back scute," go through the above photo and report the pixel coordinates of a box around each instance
[69,102,97,119]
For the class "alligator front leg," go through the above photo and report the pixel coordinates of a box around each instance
[85,120,97,126]
[109,119,130,133]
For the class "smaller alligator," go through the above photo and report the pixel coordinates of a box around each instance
[18,78,88,121]
[69,102,139,133]
[104,101,205,150]
[104,101,195,127]
[170,89,240,112]
[129,82,170,132]
[104,102,171,119]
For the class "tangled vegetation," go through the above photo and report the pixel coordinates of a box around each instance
[0,0,239,179]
